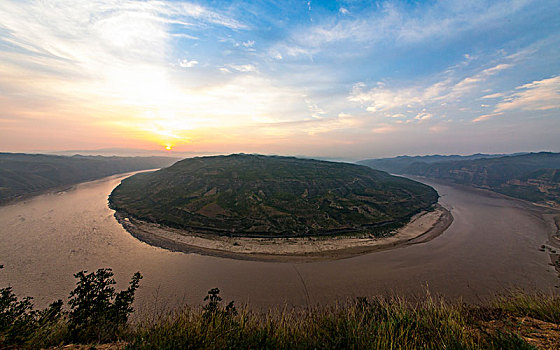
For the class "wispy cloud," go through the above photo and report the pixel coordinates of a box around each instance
[472,112,503,123]
[172,33,199,40]
[481,92,506,99]
[447,64,512,99]
[349,82,423,112]
[372,124,397,134]
[274,0,534,58]
[348,61,515,121]
[0,0,557,157]
[228,64,258,72]
[495,76,560,112]
[0,1,245,64]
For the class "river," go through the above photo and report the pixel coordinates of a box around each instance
[0,172,558,313]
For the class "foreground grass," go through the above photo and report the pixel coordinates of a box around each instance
[6,294,557,349]
[127,294,559,350]
[2,267,559,349]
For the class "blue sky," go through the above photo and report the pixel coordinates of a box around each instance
[0,0,559,159]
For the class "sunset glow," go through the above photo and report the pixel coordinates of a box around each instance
[0,0,559,158]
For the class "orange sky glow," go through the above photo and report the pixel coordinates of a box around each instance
[1,1,559,159]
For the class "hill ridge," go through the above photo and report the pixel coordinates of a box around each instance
[109,154,438,237]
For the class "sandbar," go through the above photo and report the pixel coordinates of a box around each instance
[114,204,453,262]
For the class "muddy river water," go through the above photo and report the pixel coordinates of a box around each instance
[0,172,558,313]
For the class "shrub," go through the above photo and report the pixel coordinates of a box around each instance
[68,268,142,343]
[0,265,141,348]
[0,286,36,345]
[202,288,237,319]
[0,264,64,347]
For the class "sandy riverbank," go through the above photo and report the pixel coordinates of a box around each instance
[115,204,453,262]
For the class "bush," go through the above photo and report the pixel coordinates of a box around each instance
[0,265,141,348]
[0,263,65,347]
[68,268,142,343]
[0,286,36,345]
[202,288,237,319]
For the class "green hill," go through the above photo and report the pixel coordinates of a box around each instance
[109,154,438,237]
[0,153,178,203]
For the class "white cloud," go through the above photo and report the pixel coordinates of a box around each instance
[178,59,198,68]
[305,98,326,118]
[228,64,257,72]
[483,63,513,75]
[168,2,248,30]
[0,0,329,147]
[349,82,424,112]
[171,33,199,40]
[415,112,433,121]
[0,0,247,88]
[251,112,364,137]
[242,40,255,48]
[481,92,505,99]
[349,62,514,115]
[339,7,349,15]
[495,76,560,112]
[447,63,512,99]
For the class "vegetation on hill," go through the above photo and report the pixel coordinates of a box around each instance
[0,153,178,204]
[109,154,438,237]
[1,265,559,349]
[498,168,560,205]
[358,153,508,174]
[360,152,560,207]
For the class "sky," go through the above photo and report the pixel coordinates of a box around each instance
[0,0,559,160]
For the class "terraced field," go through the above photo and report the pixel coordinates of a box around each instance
[109,154,438,237]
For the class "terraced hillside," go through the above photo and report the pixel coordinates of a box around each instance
[109,154,438,237]
[360,152,560,207]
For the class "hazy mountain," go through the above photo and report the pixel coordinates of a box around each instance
[359,152,560,207]
[0,153,179,203]
[357,153,513,174]
[46,147,216,158]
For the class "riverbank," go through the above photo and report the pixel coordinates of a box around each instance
[114,204,452,262]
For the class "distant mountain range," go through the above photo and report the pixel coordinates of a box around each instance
[45,147,216,158]
[0,153,179,204]
[358,152,560,207]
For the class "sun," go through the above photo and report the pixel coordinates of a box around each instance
[165,145,172,151]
